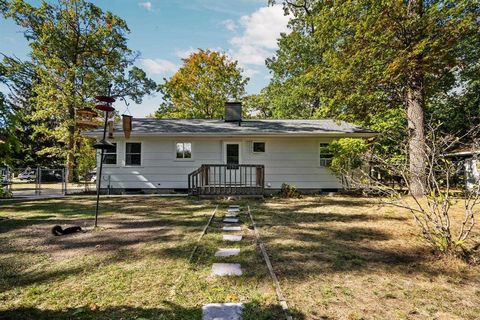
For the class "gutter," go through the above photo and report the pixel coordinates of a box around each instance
[83,131,379,139]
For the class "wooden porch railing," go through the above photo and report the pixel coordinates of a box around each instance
[188,164,265,196]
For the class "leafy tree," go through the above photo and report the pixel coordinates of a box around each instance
[0,56,63,167]
[242,90,272,119]
[268,0,480,195]
[328,138,368,176]
[0,91,17,165]
[1,0,156,179]
[155,49,248,119]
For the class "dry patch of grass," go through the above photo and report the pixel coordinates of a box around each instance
[254,196,480,320]
[0,197,281,319]
[2,195,478,319]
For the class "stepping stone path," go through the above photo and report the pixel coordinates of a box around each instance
[212,263,243,276]
[202,204,246,320]
[202,303,244,320]
[223,235,242,242]
[215,248,240,257]
[223,226,241,231]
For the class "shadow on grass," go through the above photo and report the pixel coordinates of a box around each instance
[251,196,463,279]
[0,199,218,292]
[0,302,305,320]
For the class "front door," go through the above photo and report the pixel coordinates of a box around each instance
[224,142,241,184]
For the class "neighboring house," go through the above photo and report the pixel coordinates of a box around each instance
[446,147,480,191]
[84,102,376,195]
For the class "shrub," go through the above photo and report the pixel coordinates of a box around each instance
[0,186,12,199]
[280,183,300,198]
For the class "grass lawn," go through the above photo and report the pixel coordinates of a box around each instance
[0,197,281,320]
[253,196,480,320]
[0,195,479,320]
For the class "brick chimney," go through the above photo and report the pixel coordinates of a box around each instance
[224,101,242,123]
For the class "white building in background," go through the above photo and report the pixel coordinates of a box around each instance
[85,103,377,195]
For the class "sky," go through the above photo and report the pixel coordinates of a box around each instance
[0,0,291,117]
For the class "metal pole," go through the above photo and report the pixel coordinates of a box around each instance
[61,167,65,195]
[38,167,42,194]
[65,167,68,194]
[94,84,112,228]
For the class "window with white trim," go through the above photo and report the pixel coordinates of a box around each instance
[176,142,192,159]
[252,141,265,153]
[102,143,117,165]
[125,142,141,166]
[320,143,333,167]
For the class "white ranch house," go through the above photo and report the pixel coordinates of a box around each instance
[85,103,376,196]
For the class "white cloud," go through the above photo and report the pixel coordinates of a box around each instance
[221,19,237,32]
[229,5,291,66]
[243,68,260,78]
[138,1,153,11]
[140,58,178,75]
[174,47,196,59]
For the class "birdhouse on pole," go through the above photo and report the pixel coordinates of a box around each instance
[122,114,133,139]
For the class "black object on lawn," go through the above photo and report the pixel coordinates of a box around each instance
[51,225,82,236]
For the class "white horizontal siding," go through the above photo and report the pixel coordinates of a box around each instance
[97,137,341,190]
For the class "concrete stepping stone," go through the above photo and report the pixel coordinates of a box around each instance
[223,235,242,242]
[223,226,241,231]
[202,303,244,320]
[225,213,238,218]
[215,248,240,257]
[223,218,239,223]
[228,208,240,213]
[212,263,242,276]
[229,205,240,208]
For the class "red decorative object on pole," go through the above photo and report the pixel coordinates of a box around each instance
[95,104,115,112]
[95,96,116,103]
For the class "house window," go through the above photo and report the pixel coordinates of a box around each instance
[102,143,117,164]
[253,142,265,153]
[320,143,333,167]
[176,142,192,159]
[226,143,240,166]
[125,142,141,166]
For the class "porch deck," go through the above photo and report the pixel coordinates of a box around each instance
[188,164,265,196]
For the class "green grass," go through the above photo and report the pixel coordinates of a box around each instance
[0,197,285,320]
[252,196,480,320]
[1,195,479,320]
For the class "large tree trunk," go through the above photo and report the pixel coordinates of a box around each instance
[406,0,426,197]
[406,84,426,196]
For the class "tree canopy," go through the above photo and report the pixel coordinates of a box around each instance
[155,49,248,119]
[262,0,480,194]
[1,0,156,177]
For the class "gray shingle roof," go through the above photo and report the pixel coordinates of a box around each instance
[85,118,377,137]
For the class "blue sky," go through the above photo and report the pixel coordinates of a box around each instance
[0,0,290,117]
